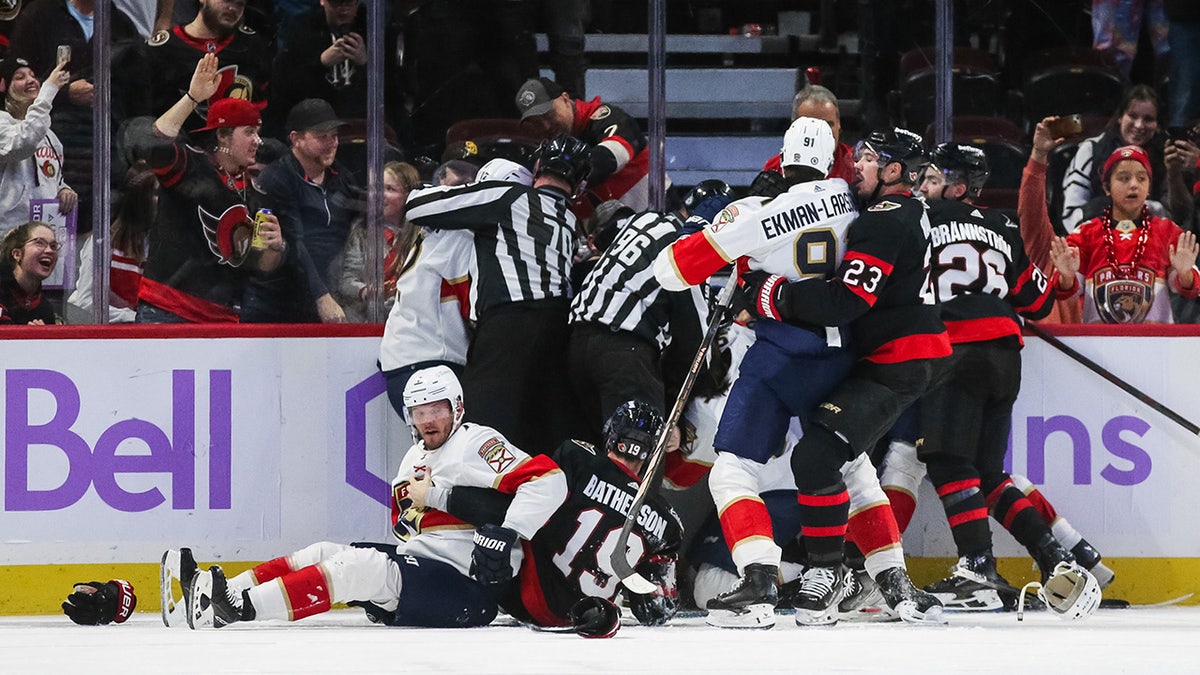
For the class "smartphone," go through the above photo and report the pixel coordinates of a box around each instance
[1045,114,1083,139]
[56,45,71,68]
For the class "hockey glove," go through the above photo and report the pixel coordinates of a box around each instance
[627,554,679,626]
[470,524,520,591]
[568,596,621,638]
[688,193,734,226]
[748,169,789,198]
[62,580,137,625]
[739,270,788,322]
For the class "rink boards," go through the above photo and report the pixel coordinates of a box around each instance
[1,325,1198,614]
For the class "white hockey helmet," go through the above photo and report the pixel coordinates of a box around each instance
[402,366,465,431]
[781,116,836,177]
[476,158,534,186]
[1038,562,1102,620]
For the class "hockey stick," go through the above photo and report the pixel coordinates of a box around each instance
[609,273,740,594]
[1026,323,1200,436]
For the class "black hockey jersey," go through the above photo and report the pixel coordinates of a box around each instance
[447,440,683,627]
[925,199,1055,347]
[773,191,951,363]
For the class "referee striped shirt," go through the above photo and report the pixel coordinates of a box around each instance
[570,211,710,351]
[406,181,578,315]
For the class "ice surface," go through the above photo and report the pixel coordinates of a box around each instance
[5,606,1198,674]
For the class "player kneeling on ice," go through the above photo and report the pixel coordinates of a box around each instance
[423,401,684,637]
[161,366,569,629]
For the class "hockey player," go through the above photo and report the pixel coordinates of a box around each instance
[883,144,1102,617]
[654,118,924,628]
[738,127,952,626]
[404,135,589,455]
[172,366,569,629]
[421,401,684,635]
[515,77,656,216]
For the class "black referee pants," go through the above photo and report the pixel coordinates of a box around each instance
[568,322,665,443]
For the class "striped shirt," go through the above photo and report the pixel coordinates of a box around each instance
[406,181,578,315]
[570,211,709,351]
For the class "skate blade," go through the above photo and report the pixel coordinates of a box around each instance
[793,607,839,627]
[704,604,776,629]
[160,549,186,627]
[895,601,948,626]
[838,605,901,623]
[188,570,216,630]
[930,590,1005,612]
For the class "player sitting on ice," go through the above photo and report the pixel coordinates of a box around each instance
[161,366,569,629]
[421,400,684,637]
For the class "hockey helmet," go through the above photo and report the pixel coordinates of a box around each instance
[1038,562,1102,621]
[856,127,928,187]
[682,179,734,213]
[533,134,592,189]
[476,158,534,186]
[602,401,664,463]
[402,366,465,432]
[781,116,836,177]
[929,142,990,199]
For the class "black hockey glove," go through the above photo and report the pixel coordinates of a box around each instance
[739,270,789,322]
[680,194,734,235]
[748,169,789,198]
[568,597,621,638]
[470,524,520,591]
[627,554,679,626]
[62,580,137,625]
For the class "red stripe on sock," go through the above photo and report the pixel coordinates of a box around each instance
[252,556,295,584]
[719,498,774,549]
[1023,486,1059,524]
[947,507,989,528]
[803,524,849,538]
[281,565,332,621]
[985,478,1015,508]
[798,491,850,507]
[936,478,980,497]
[885,489,917,534]
[847,503,902,555]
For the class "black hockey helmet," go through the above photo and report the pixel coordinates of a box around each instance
[681,179,734,213]
[857,127,928,187]
[929,142,990,199]
[533,134,592,188]
[602,401,664,463]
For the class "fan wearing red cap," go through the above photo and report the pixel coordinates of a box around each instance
[128,53,287,323]
[1048,144,1200,323]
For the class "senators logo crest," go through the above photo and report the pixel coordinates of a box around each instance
[197,204,254,267]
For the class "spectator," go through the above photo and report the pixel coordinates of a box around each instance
[537,0,589,99]
[0,57,76,233]
[1050,144,1200,323]
[515,76,654,216]
[67,166,157,323]
[1166,1,1200,129]
[1061,84,1170,231]
[134,0,272,131]
[761,85,856,184]
[1093,0,1168,81]
[250,97,358,323]
[338,160,421,322]
[9,0,140,235]
[0,220,62,324]
[269,0,373,138]
[129,53,284,323]
[115,0,176,40]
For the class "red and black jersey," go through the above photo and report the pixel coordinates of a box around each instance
[140,24,272,126]
[571,97,649,204]
[503,440,681,627]
[774,191,950,363]
[129,120,268,322]
[926,199,1054,347]
[0,267,58,325]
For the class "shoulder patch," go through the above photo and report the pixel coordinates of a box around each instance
[147,29,170,47]
[710,205,738,232]
[479,437,517,474]
[589,105,612,121]
[868,200,901,212]
[573,440,598,455]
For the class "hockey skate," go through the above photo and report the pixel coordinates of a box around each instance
[188,565,254,629]
[160,548,198,627]
[876,567,947,625]
[924,553,1026,612]
[789,564,846,627]
[704,563,779,629]
[836,567,897,623]
[1029,532,1075,582]
[1071,539,1115,589]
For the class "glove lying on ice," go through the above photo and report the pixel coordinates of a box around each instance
[62,580,137,625]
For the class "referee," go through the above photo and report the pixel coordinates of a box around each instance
[404,135,591,455]
[568,180,733,437]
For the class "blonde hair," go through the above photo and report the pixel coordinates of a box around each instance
[385,162,423,283]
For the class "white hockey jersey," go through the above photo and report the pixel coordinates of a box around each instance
[390,423,567,577]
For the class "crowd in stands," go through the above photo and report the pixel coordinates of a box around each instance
[0,0,1196,328]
